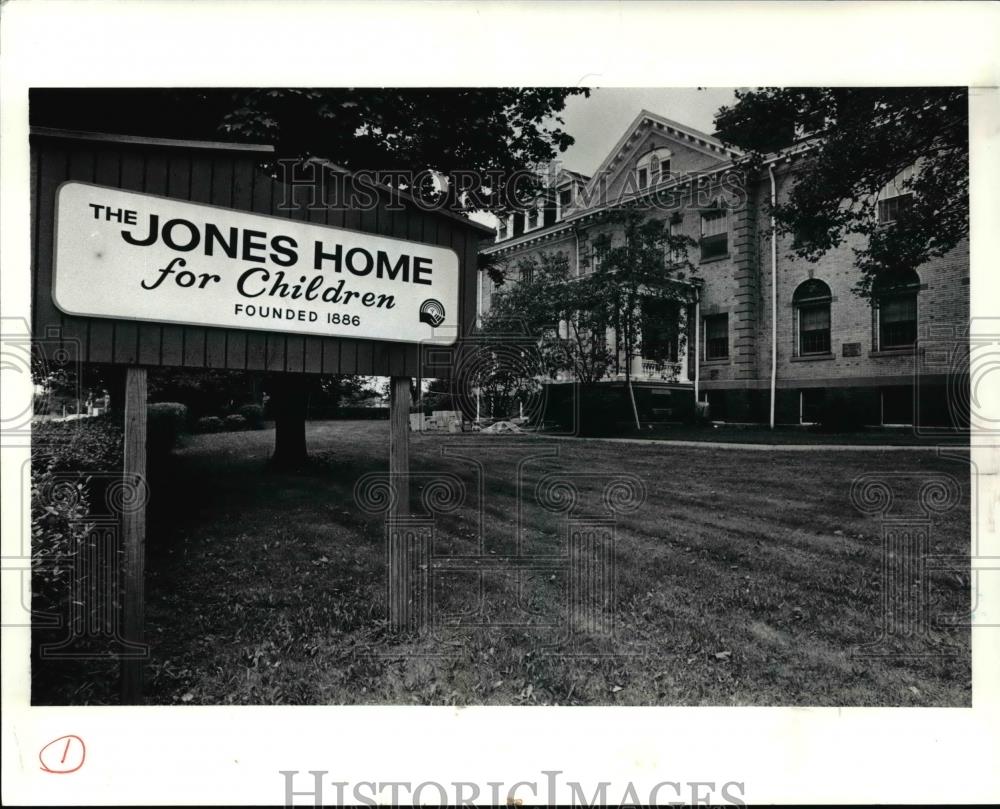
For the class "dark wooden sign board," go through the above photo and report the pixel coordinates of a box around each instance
[30,127,492,701]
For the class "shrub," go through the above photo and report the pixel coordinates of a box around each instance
[224,414,248,431]
[147,402,188,456]
[32,414,124,473]
[237,403,265,430]
[31,415,124,657]
[196,415,224,433]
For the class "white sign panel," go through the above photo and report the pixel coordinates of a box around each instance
[53,182,460,345]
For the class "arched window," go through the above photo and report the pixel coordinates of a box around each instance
[636,147,673,189]
[873,270,920,350]
[793,278,832,356]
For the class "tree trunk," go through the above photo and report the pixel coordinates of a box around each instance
[270,375,309,469]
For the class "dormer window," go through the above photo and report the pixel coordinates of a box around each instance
[497,218,509,241]
[637,147,673,189]
[556,186,574,222]
[527,208,539,230]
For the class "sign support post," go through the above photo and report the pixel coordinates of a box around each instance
[121,366,147,702]
[388,376,411,629]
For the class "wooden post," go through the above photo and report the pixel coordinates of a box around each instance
[388,376,411,628]
[389,376,411,516]
[121,366,147,702]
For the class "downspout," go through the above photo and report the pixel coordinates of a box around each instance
[767,163,778,430]
[573,225,581,278]
[693,286,701,405]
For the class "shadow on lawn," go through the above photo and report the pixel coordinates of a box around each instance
[33,421,973,707]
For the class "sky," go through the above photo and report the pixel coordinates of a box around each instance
[470,87,738,227]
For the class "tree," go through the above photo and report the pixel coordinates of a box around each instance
[480,217,697,429]
[31,88,589,463]
[31,88,588,214]
[486,252,612,385]
[713,87,968,297]
[589,210,698,428]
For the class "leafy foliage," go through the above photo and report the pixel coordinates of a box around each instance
[32,88,589,215]
[196,416,225,434]
[484,251,611,385]
[480,214,697,413]
[714,87,968,296]
[31,416,125,658]
[589,210,698,384]
[147,402,189,457]
[237,404,266,430]
[224,414,248,431]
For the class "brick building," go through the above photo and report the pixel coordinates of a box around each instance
[478,109,969,428]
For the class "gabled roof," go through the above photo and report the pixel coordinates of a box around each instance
[583,109,742,197]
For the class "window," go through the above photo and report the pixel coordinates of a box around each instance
[526,208,538,230]
[881,387,912,426]
[700,210,729,260]
[512,214,524,238]
[637,147,673,189]
[877,194,913,225]
[874,270,920,350]
[704,390,727,420]
[592,327,607,356]
[661,220,675,265]
[497,219,509,241]
[590,248,601,273]
[877,165,916,225]
[559,188,573,208]
[519,264,534,284]
[641,299,680,363]
[793,278,832,355]
[800,389,826,425]
[704,313,729,360]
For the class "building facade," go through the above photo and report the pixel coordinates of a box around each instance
[478,110,969,428]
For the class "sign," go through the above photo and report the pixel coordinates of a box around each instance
[53,182,460,345]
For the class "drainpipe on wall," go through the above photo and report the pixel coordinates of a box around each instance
[477,249,486,327]
[573,225,581,278]
[768,163,778,430]
[693,279,702,405]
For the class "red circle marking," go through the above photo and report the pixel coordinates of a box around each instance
[38,735,86,774]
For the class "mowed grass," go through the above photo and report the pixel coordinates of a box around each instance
[82,422,977,705]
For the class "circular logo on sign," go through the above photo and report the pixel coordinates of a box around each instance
[419,298,446,328]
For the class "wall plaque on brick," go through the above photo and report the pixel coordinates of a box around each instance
[842,342,862,357]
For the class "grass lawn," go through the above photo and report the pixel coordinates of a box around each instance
[34,421,971,706]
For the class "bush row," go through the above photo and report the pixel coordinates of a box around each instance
[147,402,266,436]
